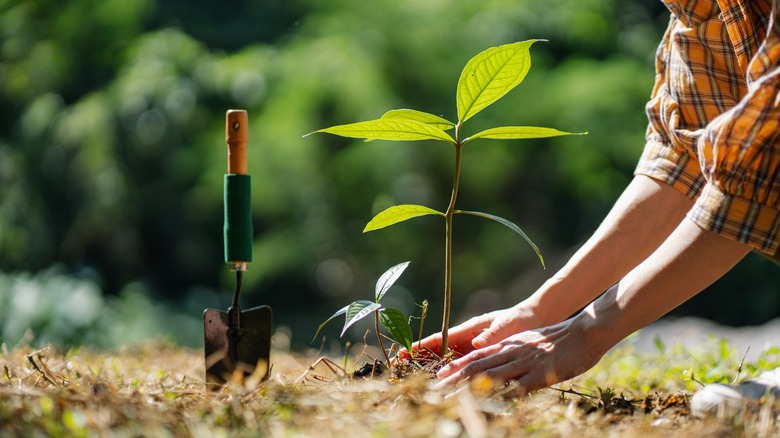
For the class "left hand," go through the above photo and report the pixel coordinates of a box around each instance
[436,316,606,392]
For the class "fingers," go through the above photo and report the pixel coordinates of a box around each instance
[435,323,597,393]
[436,344,554,392]
[472,313,521,348]
[411,332,443,354]
[437,341,543,386]
[471,321,507,349]
[410,313,495,356]
[437,343,502,376]
[436,343,505,385]
[505,368,549,394]
[471,307,536,349]
[436,328,557,387]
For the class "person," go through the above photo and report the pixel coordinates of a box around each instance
[414,0,780,416]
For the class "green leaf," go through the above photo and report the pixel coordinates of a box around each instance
[312,303,350,342]
[654,336,666,354]
[375,261,410,302]
[306,119,454,143]
[457,40,539,123]
[379,308,414,352]
[381,109,455,131]
[342,300,382,337]
[464,126,586,143]
[364,204,444,232]
[456,210,545,268]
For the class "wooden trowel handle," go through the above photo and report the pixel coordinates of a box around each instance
[224,109,252,271]
[226,109,248,175]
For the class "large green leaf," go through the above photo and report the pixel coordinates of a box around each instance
[464,126,586,143]
[364,204,444,232]
[375,261,410,302]
[342,300,382,337]
[306,119,454,143]
[456,40,538,123]
[379,307,414,352]
[381,109,455,131]
[456,210,545,268]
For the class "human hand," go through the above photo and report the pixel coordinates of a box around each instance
[397,311,494,359]
[435,317,605,392]
[398,304,543,359]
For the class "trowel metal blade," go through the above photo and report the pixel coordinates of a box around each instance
[203,305,272,386]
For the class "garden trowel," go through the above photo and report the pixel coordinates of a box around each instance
[203,109,272,387]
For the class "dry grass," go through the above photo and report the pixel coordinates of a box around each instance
[1,340,778,437]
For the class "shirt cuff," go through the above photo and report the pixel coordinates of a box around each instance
[689,182,780,255]
[634,139,708,200]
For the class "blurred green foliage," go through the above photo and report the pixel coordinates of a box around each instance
[589,338,780,394]
[0,266,206,347]
[1,0,778,348]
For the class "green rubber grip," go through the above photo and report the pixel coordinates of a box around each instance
[224,174,253,264]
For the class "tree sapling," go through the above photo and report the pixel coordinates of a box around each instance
[308,40,585,356]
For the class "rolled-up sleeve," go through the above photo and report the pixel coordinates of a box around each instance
[636,16,710,200]
[692,6,780,255]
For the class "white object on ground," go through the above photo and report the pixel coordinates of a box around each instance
[690,368,780,418]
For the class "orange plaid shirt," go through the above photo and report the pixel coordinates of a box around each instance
[637,0,780,256]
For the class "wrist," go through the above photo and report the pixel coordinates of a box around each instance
[572,286,626,359]
[523,276,580,327]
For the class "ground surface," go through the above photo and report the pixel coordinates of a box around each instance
[1,324,779,437]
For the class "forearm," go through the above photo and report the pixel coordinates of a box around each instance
[580,217,751,354]
[524,175,693,325]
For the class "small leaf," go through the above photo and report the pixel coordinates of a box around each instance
[312,304,350,342]
[381,109,455,131]
[364,204,444,232]
[654,336,666,354]
[456,210,545,268]
[306,119,454,143]
[379,308,414,352]
[342,300,383,337]
[464,126,586,143]
[375,261,410,302]
[457,40,539,123]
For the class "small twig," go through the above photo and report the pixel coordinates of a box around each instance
[354,331,372,364]
[385,340,399,357]
[733,346,750,384]
[378,332,395,344]
[26,348,68,387]
[361,330,371,351]
[689,373,706,388]
[293,357,346,385]
[27,356,58,386]
[413,300,428,354]
[549,386,598,400]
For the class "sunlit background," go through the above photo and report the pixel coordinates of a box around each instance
[1,0,778,351]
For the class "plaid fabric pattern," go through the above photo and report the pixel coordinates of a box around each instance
[636,0,780,255]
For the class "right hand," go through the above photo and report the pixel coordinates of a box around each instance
[398,304,543,359]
